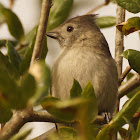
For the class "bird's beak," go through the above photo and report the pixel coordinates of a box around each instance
[46,31,59,39]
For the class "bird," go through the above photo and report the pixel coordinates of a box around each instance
[46,14,118,117]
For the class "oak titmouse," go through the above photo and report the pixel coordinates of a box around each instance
[47,15,118,115]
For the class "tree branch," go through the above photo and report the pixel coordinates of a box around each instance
[119,66,131,84]
[0,110,105,140]
[86,0,111,15]
[30,0,51,67]
[118,73,140,99]
[115,6,125,77]
[86,2,106,15]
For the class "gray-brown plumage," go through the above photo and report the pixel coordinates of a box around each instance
[47,14,118,115]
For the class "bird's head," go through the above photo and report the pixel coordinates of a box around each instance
[46,14,100,48]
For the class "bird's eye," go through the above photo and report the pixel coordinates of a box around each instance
[67,26,74,32]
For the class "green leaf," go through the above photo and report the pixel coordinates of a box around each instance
[0,3,24,41]
[0,40,18,48]
[47,0,73,31]
[96,16,116,28]
[41,36,48,60]
[10,129,32,140]
[0,70,21,109]
[29,62,51,105]
[81,82,98,123]
[20,74,36,107]
[119,128,128,139]
[41,96,90,122]
[136,119,140,138]
[117,0,140,13]
[123,116,138,140]
[19,36,36,75]
[96,91,140,140]
[0,51,19,79]
[70,79,82,99]
[126,73,140,98]
[0,104,12,123]
[121,49,140,73]
[6,40,21,70]
[117,17,140,35]
[58,126,78,140]
[22,25,38,44]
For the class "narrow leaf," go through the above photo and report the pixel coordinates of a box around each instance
[6,40,21,70]
[0,51,19,79]
[0,3,24,40]
[96,16,116,28]
[81,82,98,122]
[70,79,82,99]
[47,0,73,31]
[0,40,18,48]
[19,36,36,75]
[123,116,138,140]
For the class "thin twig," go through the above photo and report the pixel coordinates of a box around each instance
[30,0,51,68]
[118,73,140,99]
[86,2,106,15]
[10,0,15,9]
[0,110,105,140]
[119,66,131,84]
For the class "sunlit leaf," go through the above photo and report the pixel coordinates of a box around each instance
[19,36,36,75]
[96,91,140,140]
[58,126,78,140]
[123,116,138,140]
[136,119,140,138]
[117,0,140,13]
[10,129,32,140]
[70,79,82,99]
[96,16,116,28]
[29,62,51,105]
[41,96,91,122]
[121,49,140,73]
[19,73,36,108]
[0,40,18,48]
[117,17,140,35]
[0,3,24,41]
[47,0,73,31]
[81,82,98,122]
[6,41,21,70]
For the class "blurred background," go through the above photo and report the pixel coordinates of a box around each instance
[0,0,139,139]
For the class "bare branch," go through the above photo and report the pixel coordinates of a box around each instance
[30,0,51,67]
[86,2,106,15]
[115,6,125,77]
[10,0,16,9]
[118,73,140,99]
[119,66,131,84]
[0,110,106,140]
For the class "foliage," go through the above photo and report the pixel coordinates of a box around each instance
[0,0,140,140]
